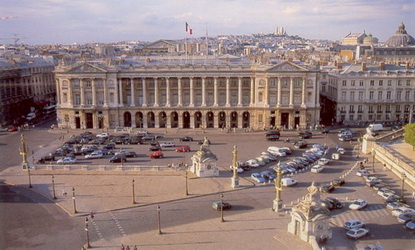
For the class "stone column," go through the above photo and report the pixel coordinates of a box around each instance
[166,77,171,107]
[225,77,230,107]
[250,77,255,106]
[56,79,61,105]
[118,78,124,107]
[201,77,206,106]
[189,77,194,107]
[142,77,147,107]
[178,112,184,128]
[130,78,135,106]
[213,77,218,106]
[237,77,242,106]
[301,77,306,108]
[93,112,98,129]
[178,77,183,106]
[214,113,219,128]
[68,79,73,106]
[80,79,85,106]
[155,114,160,128]
[264,77,269,107]
[289,77,294,106]
[190,113,195,129]
[142,113,148,128]
[154,77,159,107]
[277,77,281,107]
[103,79,108,107]
[92,79,97,106]
[115,78,119,107]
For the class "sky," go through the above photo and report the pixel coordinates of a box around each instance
[1,0,414,45]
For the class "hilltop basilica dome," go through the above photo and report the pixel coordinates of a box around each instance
[385,22,415,47]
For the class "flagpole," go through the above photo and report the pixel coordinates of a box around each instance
[205,27,208,59]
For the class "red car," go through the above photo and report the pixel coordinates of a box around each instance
[148,151,164,158]
[176,145,190,152]
[8,126,18,132]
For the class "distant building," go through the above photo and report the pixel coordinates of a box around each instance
[0,55,56,126]
[341,32,368,45]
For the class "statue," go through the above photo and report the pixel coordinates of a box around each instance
[200,136,211,151]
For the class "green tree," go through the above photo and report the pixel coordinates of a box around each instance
[404,124,415,150]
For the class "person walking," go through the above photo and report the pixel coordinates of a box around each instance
[62,189,67,196]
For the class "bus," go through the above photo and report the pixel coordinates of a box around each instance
[43,105,57,115]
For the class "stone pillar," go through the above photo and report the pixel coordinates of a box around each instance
[93,112,98,129]
[91,79,97,106]
[80,79,85,106]
[142,113,148,128]
[118,79,124,107]
[225,77,230,107]
[289,77,294,106]
[155,114,160,128]
[201,77,206,106]
[103,79,108,107]
[142,77,147,107]
[56,79,61,105]
[264,77,269,107]
[301,77,306,107]
[214,113,219,128]
[250,77,255,106]
[178,112,184,128]
[115,78,119,107]
[154,77,159,107]
[189,77,194,107]
[166,77,171,107]
[68,79,73,106]
[213,77,218,106]
[130,78,135,106]
[277,77,281,107]
[190,113,195,129]
[178,77,183,106]
[237,77,242,106]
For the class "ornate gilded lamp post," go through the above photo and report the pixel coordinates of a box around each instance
[220,193,224,222]
[157,205,162,235]
[273,167,283,212]
[85,217,91,248]
[185,170,189,196]
[231,145,239,188]
[132,179,136,204]
[52,175,56,199]
[72,187,77,214]
[19,134,28,166]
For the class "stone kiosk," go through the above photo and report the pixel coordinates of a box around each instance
[190,137,219,177]
[287,182,331,247]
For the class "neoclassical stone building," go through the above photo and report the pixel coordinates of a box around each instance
[55,58,322,130]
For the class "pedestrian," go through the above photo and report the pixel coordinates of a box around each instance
[126,246,130,250]
[383,164,387,171]
[121,244,125,250]
[133,245,137,250]
[90,212,94,220]
[62,189,67,196]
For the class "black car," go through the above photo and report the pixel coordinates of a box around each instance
[322,128,330,134]
[266,130,281,137]
[104,143,116,150]
[293,140,308,149]
[149,146,162,151]
[109,155,126,163]
[320,184,335,193]
[321,200,334,210]
[129,136,143,144]
[331,178,345,186]
[179,136,194,141]
[299,131,312,139]
[325,197,343,209]
[36,155,55,164]
[267,135,280,141]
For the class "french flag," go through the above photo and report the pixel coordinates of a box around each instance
[185,22,193,35]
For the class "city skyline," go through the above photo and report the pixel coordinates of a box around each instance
[0,0,414,45]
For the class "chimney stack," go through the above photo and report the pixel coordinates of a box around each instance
[379,61,384,70]
[361,62,366,71]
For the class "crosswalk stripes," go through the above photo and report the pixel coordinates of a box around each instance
[109,211,127,237]
[330,204,390,228]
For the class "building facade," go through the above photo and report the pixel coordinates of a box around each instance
[324,62,415,125]
[0,56,56,126]
[55,58,322,130]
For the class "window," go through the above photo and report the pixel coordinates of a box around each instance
[405,91,410,100]
[378,91,383,100]
[398,80,402,86]
[359,91,364,101]
[351,80,355,86]
[349,115,354,120]
[369,91,374,100]
[341,91,346,101]
[386,105,391,113]
[349,105,355,112]
[387,80,392,86]
[359,80,364,86]
[63,93,68,103]
[387,91,391,100]
[407,80,411,86]
[342,80,347,86]
[358,105,363,113]
[368,106,374,113]
[350,91,355,101]
[370,80,375,86]
[396,105,401,112]
[295,78,301,87]
[377,105,382,113]
[74,94,81,105]
[404,105,410,112]
[85,80,92,88]
[379,80,383,86]
[397,91,402,100]
[86,93,92,105]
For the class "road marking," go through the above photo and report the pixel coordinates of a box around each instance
[109,211,127,237]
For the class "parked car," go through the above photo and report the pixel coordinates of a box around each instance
[293,140,308,149]
[265,130,281,137]
[148,151,164,159]
[109,155,126,163]
[318,158,330,165]
[179,136,193,141]
[386,202,410,210]
[104,143,116,150]
[397,212,415,224]
[356,170,369,177]
[331,178,345,186]
[8,126,18,132]
[84,152,104,159]
[57,157,77,164]
[357,244,384,250]
[281,177,297,187]
[392,207,415,217]
[405,219,415,230]
[176,145,191,152]
[321,128,330,134]
[279,147,293,155]
[260,170,276,181]
[299,131,312,139]
[149,145,162,151]
[346,228,369,239]
[229,165,244,173]
[325,197,343,209]
[160,141,176,147]
[212,201,232,210]
[320,183,335,193]
[311,164,324,173]
[267,135,280,141]
[96,132,110,138]
[349,199,368,210]
[251,173,266,183]
[344,220,366,230]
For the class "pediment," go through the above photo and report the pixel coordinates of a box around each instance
[266,62,308,72]
[67,63,107,73]
[144,40,176,49]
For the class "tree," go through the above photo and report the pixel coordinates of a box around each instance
[404,123,415,150]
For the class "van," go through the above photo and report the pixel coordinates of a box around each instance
[281,177,298,187]
[368,124,383,132]
[26,113,36,121]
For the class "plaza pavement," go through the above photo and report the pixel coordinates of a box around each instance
[1,128,415,249]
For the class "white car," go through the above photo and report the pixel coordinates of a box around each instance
[357,244,384,250]
[318,158,330,165]
[349,199,368,210]
[229,165,244,173]
[337,148,345,154]
[392,207,415,217]
[85,152,104,159]
[57,157,77,164]
[356,170,369,177]
[346,228,369,239]
[160,141,176,147]
[281,177,297,187]
[246,159,260,168]
[311,164,324,173]
[253,158,266,166]
[377,188,395,196]
[96,133,110,138]
[344,220,366,230]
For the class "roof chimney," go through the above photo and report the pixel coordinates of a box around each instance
[361,62,366,71]
[379,62,385,70]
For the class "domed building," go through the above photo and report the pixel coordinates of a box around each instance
[363,33,378,45]
[385,22,415,47]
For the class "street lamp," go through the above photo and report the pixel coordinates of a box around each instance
[185,169,189,196]
[72,187,77,214]
[401,172,407,201]
[132,179,136,204]
[372,150,375,172]
[27,165,32,188]
[273,167,283,212]
[52,175,56,199]
[220,193,224,222]
[157,205,162,235]
[85,217,91,248]
[231,145,239,188]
